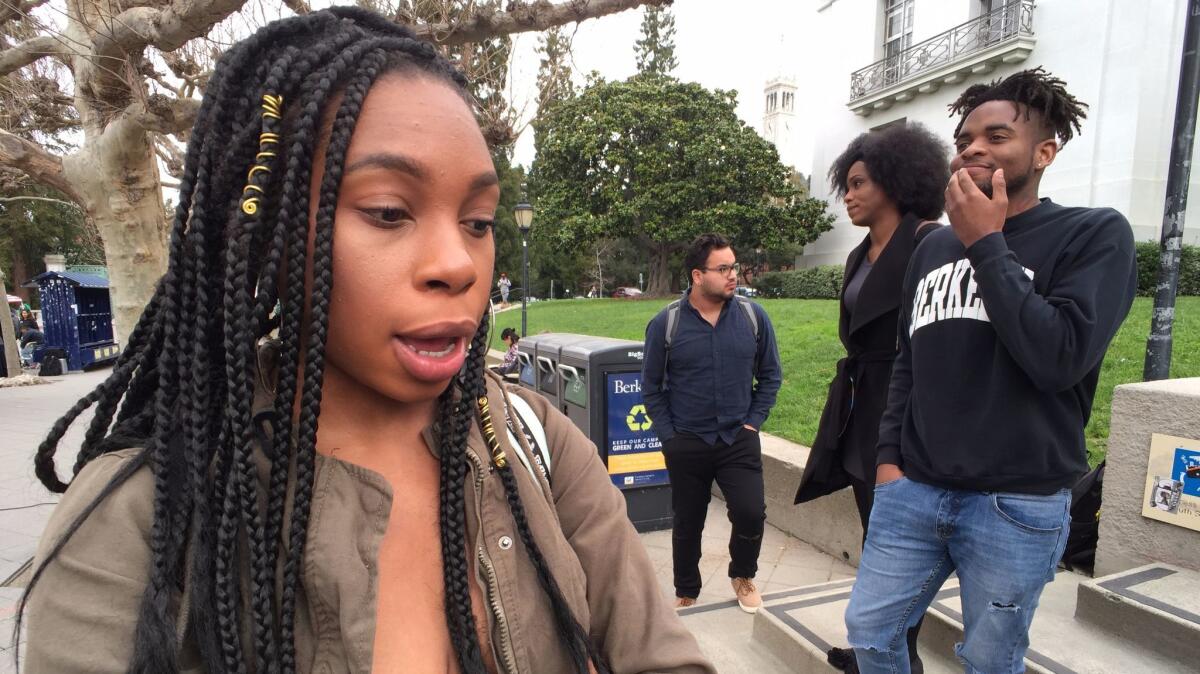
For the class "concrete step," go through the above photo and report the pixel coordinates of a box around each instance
[1075,563,1200,664]
[750,578,963,674]
[752,571,1192,673]
[676,597,797,674]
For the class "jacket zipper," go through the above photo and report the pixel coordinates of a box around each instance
[466,449,520,673]
[478,545,519,674]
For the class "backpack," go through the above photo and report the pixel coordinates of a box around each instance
[1060,460,1105,573]
[501,390,553,487]
[38,348,66,377]
[663,295,761,370]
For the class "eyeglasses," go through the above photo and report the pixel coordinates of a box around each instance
[700,263,741,276]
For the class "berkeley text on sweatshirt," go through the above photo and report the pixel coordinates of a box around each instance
[876,199,1137,494]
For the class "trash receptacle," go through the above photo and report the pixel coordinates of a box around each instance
[515,339,536,389]
[519,334,593,410]
[556,335,672,532]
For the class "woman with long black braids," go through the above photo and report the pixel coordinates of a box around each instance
[18,7,712,673]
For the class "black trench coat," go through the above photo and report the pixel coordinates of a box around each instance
[795,214,934,503]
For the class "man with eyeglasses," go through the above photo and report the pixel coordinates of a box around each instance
[642,233,783,614]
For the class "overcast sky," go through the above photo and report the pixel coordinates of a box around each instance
[505,0,817,170]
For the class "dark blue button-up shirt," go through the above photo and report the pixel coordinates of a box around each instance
[641,290,783,446]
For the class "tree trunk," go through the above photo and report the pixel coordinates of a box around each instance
[646,244,674,296]
[61,129,167,347]
[47,0,170,348]
[1,272,22,377]
[11,255,31,304]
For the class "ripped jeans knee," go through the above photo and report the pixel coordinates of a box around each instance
[954,598,1028,674]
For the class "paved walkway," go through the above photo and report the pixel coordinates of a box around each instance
[0,368,849,672]
[0,368,107,671]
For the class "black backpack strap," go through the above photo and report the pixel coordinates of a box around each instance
[735,296,763,372]
[664,300,682,348]
[662,299,682,372]
[734,296,760,341]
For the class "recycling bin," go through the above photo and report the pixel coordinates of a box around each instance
[557,335,672,532]
[515,339,536,389]
[519,333,593,409]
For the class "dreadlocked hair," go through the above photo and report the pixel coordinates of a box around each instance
[17,7,603,673]
[949,66,1089,147]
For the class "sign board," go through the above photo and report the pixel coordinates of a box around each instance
[1141,433,1200,533]
[604,371,668,489]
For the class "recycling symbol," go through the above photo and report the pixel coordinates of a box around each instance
[626,404,653,432]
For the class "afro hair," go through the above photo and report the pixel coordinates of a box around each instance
[828,121,951,221]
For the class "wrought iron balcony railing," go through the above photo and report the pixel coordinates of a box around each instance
[850,1,1036,102]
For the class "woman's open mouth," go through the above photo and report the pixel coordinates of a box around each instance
[391,326,473,383]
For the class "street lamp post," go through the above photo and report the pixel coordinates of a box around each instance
[514,201,534,337]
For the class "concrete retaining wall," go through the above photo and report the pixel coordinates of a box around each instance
[714,433,866,567]
[1095,377,1200,577]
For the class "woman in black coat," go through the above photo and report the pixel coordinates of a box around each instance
[794,122,949,673]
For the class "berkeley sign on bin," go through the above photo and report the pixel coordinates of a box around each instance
[605,372,668,489]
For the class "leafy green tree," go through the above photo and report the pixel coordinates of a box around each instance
[529,75,834,296]
[634,5,678,76]
[491,152,526,297]
[0,184,104,306]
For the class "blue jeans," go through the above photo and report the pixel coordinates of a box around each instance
[845,477,1071,674]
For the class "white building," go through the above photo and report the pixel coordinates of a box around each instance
[801,0,1200,267]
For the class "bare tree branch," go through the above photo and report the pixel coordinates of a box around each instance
[417,0,673,45]
[126,95,201,135]
[0,194,82,208]
[0,129,82,204]
[0,0,51,28]
[0,34,65,76]
[89,0,248,59]
[154,133,185,178]
[281,0,311,16]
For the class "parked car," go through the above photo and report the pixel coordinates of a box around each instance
[735,286,759,298]
[611,287,644,298]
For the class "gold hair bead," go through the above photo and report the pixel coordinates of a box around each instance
[239,95,282,217]
[477,395,508,469]
[261,94,284,120]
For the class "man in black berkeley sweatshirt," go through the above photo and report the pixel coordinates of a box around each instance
[844,69,1137,674]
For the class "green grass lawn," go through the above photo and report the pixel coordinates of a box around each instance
[494,296,1200,465]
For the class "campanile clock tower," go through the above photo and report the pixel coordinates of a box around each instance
[763,76,798,169]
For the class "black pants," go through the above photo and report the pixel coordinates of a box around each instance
[663,429,766,599]
[848,473,874,542]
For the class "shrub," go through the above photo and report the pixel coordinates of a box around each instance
[756,265,845,299]
[1136,241,1200,296]
[760,241,1198,300]
[755,271,788,299]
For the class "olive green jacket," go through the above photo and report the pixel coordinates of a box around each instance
[25,372,714,673]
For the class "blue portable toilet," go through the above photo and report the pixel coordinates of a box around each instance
[23,270,120,371]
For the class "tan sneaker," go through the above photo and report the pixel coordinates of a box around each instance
[674,596,696,610]
[731,577,762,614]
